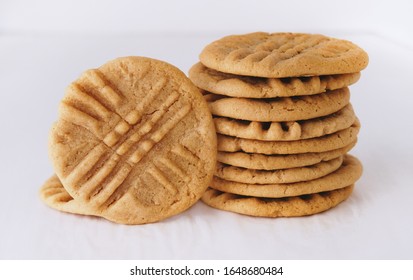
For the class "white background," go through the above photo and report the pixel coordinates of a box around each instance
[1,0,412,259]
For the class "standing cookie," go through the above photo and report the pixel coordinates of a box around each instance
[48,56,217,224]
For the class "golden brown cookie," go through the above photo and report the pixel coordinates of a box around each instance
[206,87,350,122]
[40,175,95,216]
[199,32,368,78]
[213,104,356,141]
[211,154,362,198]
[48,56,217,225]
[202,185,354,217]
[215,156,343,184]
[217,120,360,154]
[217,140,356,170]
[189,62,360,98]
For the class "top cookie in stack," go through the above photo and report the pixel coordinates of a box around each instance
[189,32,368,218]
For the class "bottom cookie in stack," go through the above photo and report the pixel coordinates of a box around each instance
[202,185,355,218]
[202,155,362,217]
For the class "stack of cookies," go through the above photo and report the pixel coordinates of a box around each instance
[189,32,368,217]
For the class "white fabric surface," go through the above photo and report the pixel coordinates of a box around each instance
[0,32,412,259]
